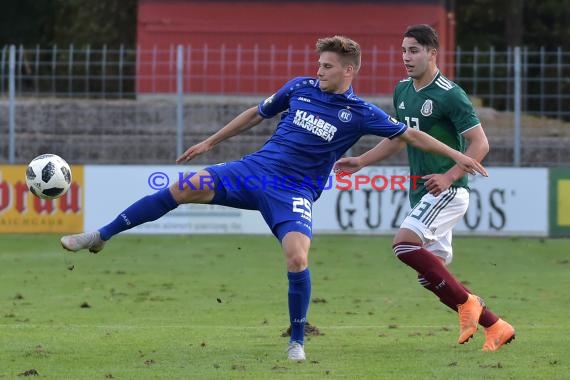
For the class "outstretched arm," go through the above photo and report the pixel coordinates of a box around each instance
[176,106,263,163]
[423,124,489,195]
[397,127,488,177]
[334,138,406,174]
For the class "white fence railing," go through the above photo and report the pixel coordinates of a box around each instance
[1,45,569,167]
[1,44,569,118]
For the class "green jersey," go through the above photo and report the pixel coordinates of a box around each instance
[393,71,480,206]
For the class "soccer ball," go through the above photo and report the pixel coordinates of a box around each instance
[25,154,72,199]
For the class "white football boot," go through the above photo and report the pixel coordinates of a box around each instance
[61,231,106,253]
[287,342,306,361]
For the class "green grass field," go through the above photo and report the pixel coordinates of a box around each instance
[1,234,568,379]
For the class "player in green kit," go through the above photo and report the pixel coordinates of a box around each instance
[334,24,515,351]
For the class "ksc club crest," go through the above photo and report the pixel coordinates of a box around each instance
[421,99,433,116]
[338,108,352,122]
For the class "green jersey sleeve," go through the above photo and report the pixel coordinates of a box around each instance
[442,85,481,134]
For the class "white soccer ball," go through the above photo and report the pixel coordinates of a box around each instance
[25,154,72,199]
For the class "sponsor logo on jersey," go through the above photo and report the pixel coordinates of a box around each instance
[389,116,399,125]
[293,110,338,142]
[421,99,433,116]
[398,101,405,110]
[297,96,311,103]
[338,108,352,122]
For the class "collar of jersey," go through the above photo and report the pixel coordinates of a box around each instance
[413,70,441,92]
[315,80,355,99]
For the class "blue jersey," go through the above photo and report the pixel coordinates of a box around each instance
[248,77,407,198]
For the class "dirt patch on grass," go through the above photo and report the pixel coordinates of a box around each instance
[281,322,324,337]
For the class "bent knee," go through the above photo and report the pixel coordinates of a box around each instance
[170,171,216,204]
[393,228,422,245]
[287,255,308,271]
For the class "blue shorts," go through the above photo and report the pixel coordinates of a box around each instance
[204,160,314,241]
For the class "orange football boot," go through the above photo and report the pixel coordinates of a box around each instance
[457,294,485,344]
[482,318,515,351]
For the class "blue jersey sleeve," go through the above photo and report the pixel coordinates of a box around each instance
[258,77,314,119]
[363,105,408,139]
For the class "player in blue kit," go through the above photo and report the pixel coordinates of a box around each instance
[61,35,487,361]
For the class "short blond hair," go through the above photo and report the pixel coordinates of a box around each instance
[316,36,361,72]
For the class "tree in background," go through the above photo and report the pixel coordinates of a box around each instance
[456,0,570,49]
[53,0,137,47]
[1,0,567,49]
[0,0,138,97]
[455,0,570,120]
[0,0,567,111]
[0,0,137,47]
[0,0,56,46]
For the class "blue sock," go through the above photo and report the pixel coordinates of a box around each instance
[288,268,311,345]
[98,188,179,240]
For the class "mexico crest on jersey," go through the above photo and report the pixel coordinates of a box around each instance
[421,99,433,116]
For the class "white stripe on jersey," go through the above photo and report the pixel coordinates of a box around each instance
[435,77,454,91]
